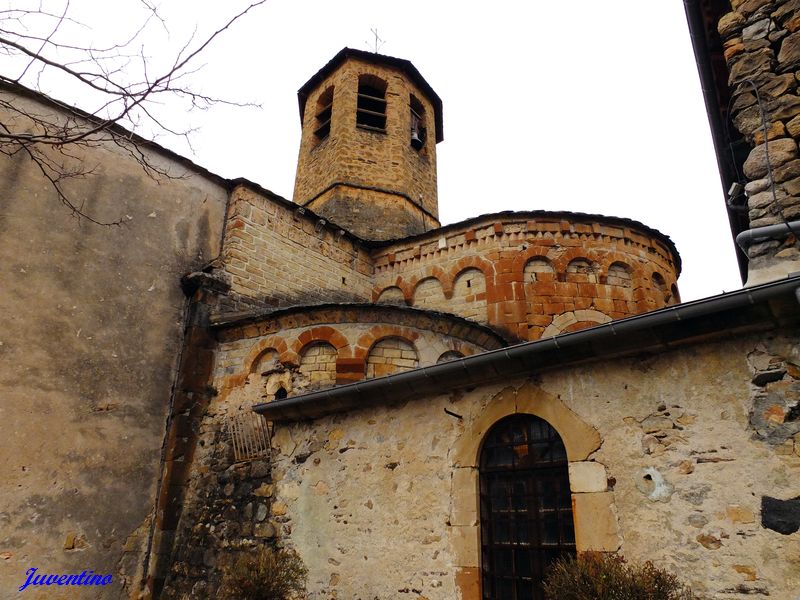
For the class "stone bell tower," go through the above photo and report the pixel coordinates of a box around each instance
[292,48,443,241]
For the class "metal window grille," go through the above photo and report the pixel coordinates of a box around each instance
[479,414,576,600]
[226,409,272,463]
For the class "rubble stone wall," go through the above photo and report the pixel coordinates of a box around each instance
[719,0,800,270]
[158,310,503,598]
[266,329,800,600]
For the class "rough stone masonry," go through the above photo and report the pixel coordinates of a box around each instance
[721,0,800,275]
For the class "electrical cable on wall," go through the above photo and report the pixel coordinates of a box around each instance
[745,77,798,240]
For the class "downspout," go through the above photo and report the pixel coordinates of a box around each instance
[735,220,800,286]
[735,220,800,251]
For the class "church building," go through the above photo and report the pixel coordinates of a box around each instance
[0,3,799,600]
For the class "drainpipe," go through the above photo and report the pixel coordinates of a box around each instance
[735,220,800,287]
[735,220,800,251]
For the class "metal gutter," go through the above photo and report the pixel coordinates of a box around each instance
[254,277,800,422]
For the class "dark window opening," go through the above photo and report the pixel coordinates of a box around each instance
[479,414,575,600]
[410,94,427,151]
[274,387,288,400]
[357,75,387,132]
[314,87,334,142]
[670,284,681,305]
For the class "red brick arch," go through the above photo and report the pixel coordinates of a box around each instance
[606,259,634,275]
[453,265,487,283]
[511,248,555,275]
[593,252,645,281]
[449,256,494,284]
[552,249,599,274]
[436,341,480,363]
[353,325,421,359]
[373,285,408,305]
[408,265,453,299]
[410,275,448,306]
[243,335,294,374]
[291,326,351,358]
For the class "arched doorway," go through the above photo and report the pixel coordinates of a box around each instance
[479,414,575,599]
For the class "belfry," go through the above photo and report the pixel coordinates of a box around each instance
[293,48,443,240]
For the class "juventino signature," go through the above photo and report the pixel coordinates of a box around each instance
[19,568,112,591]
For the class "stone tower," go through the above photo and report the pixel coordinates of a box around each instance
[293,48,443,241]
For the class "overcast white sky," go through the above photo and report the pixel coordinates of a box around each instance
[12,1,744,301]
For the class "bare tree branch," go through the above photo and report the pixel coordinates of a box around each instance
[0,0,266,224]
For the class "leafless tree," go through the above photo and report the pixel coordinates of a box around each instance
[0,0,266,224]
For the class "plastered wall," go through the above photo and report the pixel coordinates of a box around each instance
[0,89,229,597]
[262,330,799,599]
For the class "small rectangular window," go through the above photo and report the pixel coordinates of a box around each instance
[357,76,387,132]
[410,95,427,151]
[314,87,334,141]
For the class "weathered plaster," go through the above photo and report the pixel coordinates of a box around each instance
[0,90,228,598]
[251,332,800,599]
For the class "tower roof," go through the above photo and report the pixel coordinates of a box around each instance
[297,47,444,143]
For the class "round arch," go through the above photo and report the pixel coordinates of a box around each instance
[478,413,575,599]
[541,310,612,338]
[448,382,618,598]
[291,326,350,357]
[451,383,602,469]
[353,325,421,360]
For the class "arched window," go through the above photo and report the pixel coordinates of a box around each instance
[524,257,555,283]
[376,286,406,306]
[479,414,575,600]
[412,276,445,310]
[452,268,487,323]
[357,75,387,132]
[299,342,337,389]
[566,258,598,283]
[652,271,666,292]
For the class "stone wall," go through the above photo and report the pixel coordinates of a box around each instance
[0,87,229,598]
[304,186,440,244]
[159,444,277,598]
[365,337,419,378]
[157,307,506,598]
[217,184,374,315]
[299,343,338,388]
[719,0,800,278]
[211,305,505,404]
[215,186,679,347]
[371,215,680,341]
[256,329,799,600]
[292,56,440,240]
